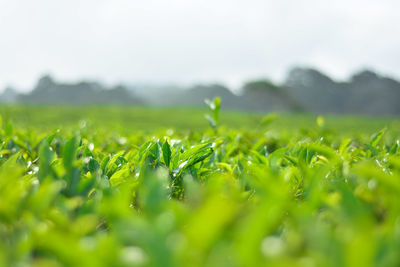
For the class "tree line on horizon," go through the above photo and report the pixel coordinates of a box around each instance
[1,67,400,116]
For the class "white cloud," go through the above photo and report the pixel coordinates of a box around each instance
[0,0,399,91]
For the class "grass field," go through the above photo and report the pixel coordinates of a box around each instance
[1,105,400,134]
[0,103,400,266]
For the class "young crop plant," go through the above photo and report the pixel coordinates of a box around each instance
[204,97,221,131]
[0,106,399,267]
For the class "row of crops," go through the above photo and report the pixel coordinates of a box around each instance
[0,101,400,266]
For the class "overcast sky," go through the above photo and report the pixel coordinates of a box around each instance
[0,0,399,91]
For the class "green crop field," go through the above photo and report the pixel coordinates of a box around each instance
[0,102,400,267]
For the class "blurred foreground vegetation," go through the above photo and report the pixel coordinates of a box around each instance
[0,104,400,266]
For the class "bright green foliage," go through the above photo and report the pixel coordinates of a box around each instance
[205,97,221,130]
[0,110,399,267]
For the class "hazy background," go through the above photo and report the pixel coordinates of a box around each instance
[1,0,400,91]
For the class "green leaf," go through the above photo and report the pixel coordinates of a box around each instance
[162,139,171,168]
[205,114,216,129]
[213,97,221,123]
[204,97,221,129]
[5,120,13,136]
[261,113,277,127]
[38,141,55,181]
[88,158,100,173]
[172,143,214,179]
[109,167,131,186]
[63,136,78,171]
[370,128,386,147]
[268,147,288,172]
[105,151,125,176]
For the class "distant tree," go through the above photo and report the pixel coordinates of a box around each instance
[0,86,18,103]
[18,75,145,105]
[35,74,55,92]
[242,79,280,94]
